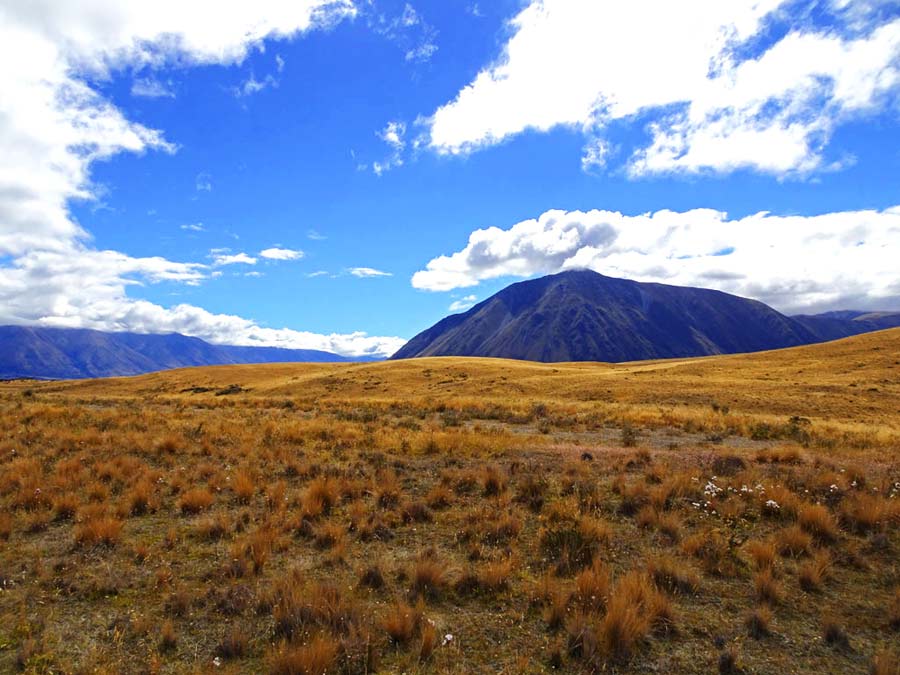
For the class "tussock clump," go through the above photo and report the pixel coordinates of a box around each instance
[178,488,214,515]
[822,615,850,649]
[359,563,386,590]
[74,515,123,548]
[776,525,812,558]
[411,552,447,600]
[753,568,782,605]
[382,600,421,644]
[515,473,548,512]
[840,493,890,533]
[572,559,611,612]
[647,556,700,595]
[745,606,772,639]
[682,531,742,577]
[481,464,506,497]
[269,635,339,675]
[540,516,611,575]
[232,470,255,504]
[215,625,248,660]
[798,503,839,543]
[798,551,830,593]
[745,540,776,571]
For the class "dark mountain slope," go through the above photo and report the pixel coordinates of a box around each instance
[392,270,897,363]
[0,326,359,380]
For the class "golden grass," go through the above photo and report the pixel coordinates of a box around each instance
[0,329,897,672]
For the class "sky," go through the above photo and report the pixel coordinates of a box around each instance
[0,0,898,357]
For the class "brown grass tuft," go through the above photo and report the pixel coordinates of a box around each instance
[74,515,123,548]
[776,525,812,558]
[382,600,421,644]
[647,555,700,595]
[797,503,839,543]
[746,606,772,639]
[269,635,339,675]
[753,568,782,605]
[178,488,214,515]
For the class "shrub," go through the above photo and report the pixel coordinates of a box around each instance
[178,488,214,515]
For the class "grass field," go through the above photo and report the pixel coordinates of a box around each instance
[0,329,898,673]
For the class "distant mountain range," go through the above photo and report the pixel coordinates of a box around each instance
[0,326,364,380]
[392,270,900,362]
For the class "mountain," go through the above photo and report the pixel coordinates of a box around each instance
[392,270,899,362]
[0,326,363,380]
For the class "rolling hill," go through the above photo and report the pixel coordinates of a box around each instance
[392,270,900,362]
[0,325,361,379]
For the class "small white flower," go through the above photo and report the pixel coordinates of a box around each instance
[213,656,222,667]
[442,633,453,646]
[765,499,780,510]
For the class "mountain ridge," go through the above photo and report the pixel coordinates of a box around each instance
[0,326,367,380]
[392,269,900,362]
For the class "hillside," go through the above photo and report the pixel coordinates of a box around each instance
[1,327,897,674]
[24,327,900,445]
[0,325,360,379]
[392,270,899,362]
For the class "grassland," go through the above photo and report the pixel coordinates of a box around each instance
[0,329,898,673]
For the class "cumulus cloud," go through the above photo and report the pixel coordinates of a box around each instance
[411,206,900,314]
[448,295,477,312]
[0,0,407,358]
[349,267,392,278]
[427,0,900,176]
[212,252,257,266]
[260,247,304,260]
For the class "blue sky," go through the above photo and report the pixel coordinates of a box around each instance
[1,0,898,356]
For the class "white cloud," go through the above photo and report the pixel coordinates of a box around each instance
[260,246,304,260]
[411,205,900,314]
[181,222,205,232]
[131,77,175,98]
[449,295,477,312]
[349,267,392,278]
[307,229,327,240]
[370,3,438,64]
[307,270,329,278]
[373,120,406,175]
[0,0,407,358]
[195,172,213,192]
[232,72,279,97]
[212,252,257,266]
[275,54,286,72]
[427,0,900,176]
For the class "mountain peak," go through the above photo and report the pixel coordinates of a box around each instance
[392,273,898,362]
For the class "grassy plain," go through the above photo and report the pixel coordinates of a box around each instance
[0,329,898,673]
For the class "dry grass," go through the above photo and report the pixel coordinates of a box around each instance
[0,329,897,672]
